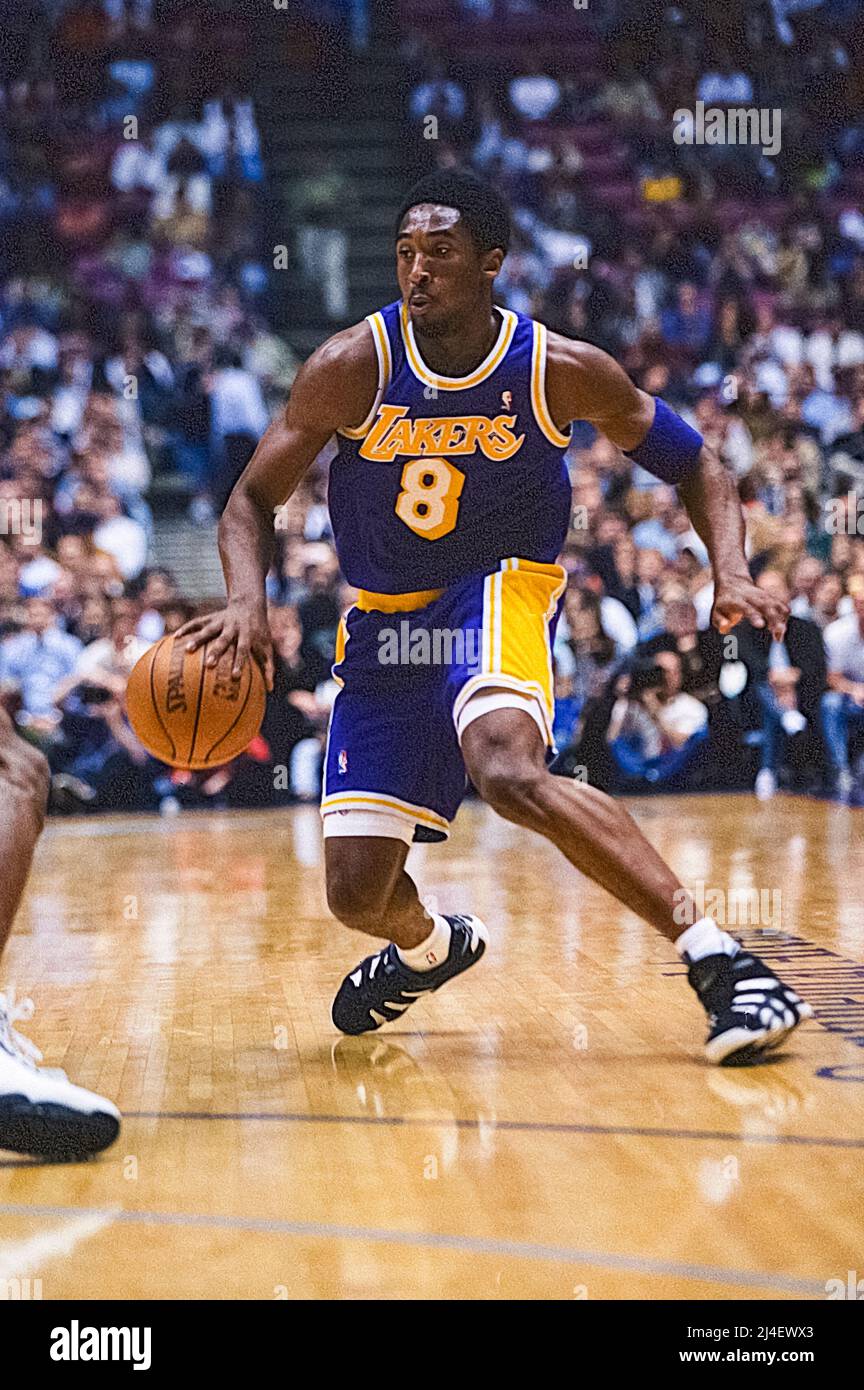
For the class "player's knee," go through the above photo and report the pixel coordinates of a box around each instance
[476,759,546,823]
[465,720,547,822]
[326,864,392,932]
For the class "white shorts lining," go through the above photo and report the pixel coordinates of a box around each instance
[322,809,415,845]
[455,688,549,746]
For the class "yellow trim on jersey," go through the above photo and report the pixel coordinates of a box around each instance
[399,301,517,391]
[320,790,450,832]
[337,312,392,440]
[453,556,567,746]
[531,321,572,449]
[356,587,444,613]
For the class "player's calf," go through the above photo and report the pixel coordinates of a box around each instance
[326,866,394,935]
[324,835,413,936]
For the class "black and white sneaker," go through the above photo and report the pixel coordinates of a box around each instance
[686,951,813,1065]
[0,989,121,1160]
[331,914,488,1036]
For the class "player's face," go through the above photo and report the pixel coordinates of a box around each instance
[396,204,501,336]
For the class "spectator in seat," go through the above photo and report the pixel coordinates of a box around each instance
[91,492,148,582]
[789,554,826,621]
[821,586,864,800]
[741,570,828,799]
[232,604,332,807]
[606,650,710,791]
[630,485,681,563]
[553,585,617,749]
[53,597,150,707]
[409,60,467,135]
[809,571,851,630]
[661,283,713,358]
[208,346,269,511]
[638,595,721,707]
[0,595,83,739]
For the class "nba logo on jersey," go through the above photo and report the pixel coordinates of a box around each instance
[338,749,348,775]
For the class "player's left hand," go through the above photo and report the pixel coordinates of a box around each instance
[712,576,788,640]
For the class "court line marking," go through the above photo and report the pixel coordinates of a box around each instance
[122,1110,864,1149]
[0,1207,117,1280]
[0,1201,828,1295]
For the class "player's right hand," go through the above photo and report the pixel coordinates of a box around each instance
[176,603,275,690]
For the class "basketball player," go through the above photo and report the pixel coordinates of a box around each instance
[180,172,811,1065]
[0,708,120,1157]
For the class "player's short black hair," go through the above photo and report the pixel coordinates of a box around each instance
[395,170,511,257]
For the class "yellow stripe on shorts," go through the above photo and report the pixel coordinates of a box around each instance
[496,558,566,727]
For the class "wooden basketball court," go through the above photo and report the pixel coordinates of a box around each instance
[1,794,862,1300]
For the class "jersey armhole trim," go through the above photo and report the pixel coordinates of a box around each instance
[337,313,392,440]
[531,321,572,449]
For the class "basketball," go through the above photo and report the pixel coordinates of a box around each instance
[125,635,266,771]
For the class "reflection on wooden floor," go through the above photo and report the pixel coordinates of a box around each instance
[1,794,862,1300]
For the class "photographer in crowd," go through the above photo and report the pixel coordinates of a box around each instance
[606,650,710,792]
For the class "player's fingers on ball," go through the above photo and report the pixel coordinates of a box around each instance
[178,616,212,644]
[205,630,237,666]
[184,619,222,652]
[231,638,251,678]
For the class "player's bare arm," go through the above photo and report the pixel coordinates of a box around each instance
[545,335,788,639]
[177,322,379,684]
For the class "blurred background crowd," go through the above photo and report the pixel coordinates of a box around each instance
[2,0,864,816]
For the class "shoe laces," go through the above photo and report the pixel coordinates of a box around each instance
[0,987,43,1070]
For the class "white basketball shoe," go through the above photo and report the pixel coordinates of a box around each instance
[0,989,120,1159]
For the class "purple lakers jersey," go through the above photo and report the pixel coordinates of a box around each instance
[329,300,572,593]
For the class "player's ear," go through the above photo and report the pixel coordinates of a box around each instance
[480,248,504,283]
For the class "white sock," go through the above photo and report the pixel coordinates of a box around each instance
[675,917,740,962]
[397,915,452,971]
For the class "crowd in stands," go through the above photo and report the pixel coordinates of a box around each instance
[0,2,337,813]
[400,0,864,803]
[3,0,864,815]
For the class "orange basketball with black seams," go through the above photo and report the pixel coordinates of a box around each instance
[126,634,266,770]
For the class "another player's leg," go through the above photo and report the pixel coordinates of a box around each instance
[0,711,120,1158]
[326,831,486,1034]
[461,704,811,1065]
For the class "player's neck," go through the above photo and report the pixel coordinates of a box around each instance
[413,302,501,378]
